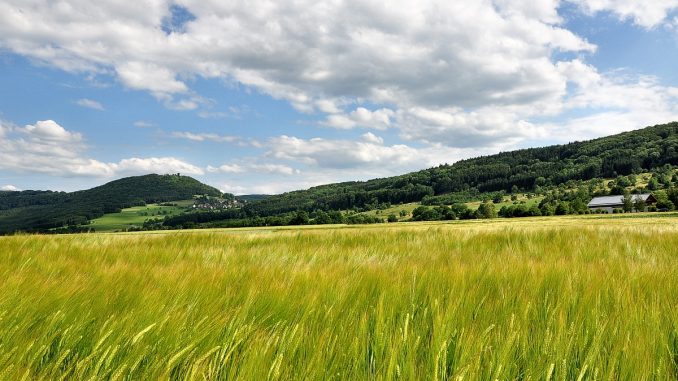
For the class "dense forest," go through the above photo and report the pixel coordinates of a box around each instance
[0,174,222,234]
[2,122,678,234]
[242,122,678,215]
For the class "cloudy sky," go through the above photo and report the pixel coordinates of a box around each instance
[1,1,678,194]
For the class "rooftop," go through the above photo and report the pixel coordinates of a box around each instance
[588,193,654,207]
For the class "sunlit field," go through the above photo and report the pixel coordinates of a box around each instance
[2,216,678,379]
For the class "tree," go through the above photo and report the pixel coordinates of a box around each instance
[633,197,646,212]
[654,190,675,211]
[435,205,456,220]
[554,202,569,215]
[622,192,633,213]
[289,210,309,225]
[476,202,497,219]
[412,206,441,221]
[387,214,398,223]
[647,177,660,191]
[313,210,332,225]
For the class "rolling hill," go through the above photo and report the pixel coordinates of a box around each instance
[0,174,222,234]
[2,121,678,234]
[242,122,678,216]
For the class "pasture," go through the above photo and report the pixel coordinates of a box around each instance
[89,201,192,232]
[1,216,678,379]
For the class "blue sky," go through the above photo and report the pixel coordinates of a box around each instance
[1,1,678,194]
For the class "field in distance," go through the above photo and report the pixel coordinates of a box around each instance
[88,200,194,232]
[2,216,678,379]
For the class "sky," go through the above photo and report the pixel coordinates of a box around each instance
[1,1,678,195]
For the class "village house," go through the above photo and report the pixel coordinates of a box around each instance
[587,193,656,213]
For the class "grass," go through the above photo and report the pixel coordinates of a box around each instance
[465,194,543,210]
[360,202,421,219]
[89,201,192,232]
[362,195,543,221]
[2,216,678,379]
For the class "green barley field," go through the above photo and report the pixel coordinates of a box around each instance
[2,216,678,379]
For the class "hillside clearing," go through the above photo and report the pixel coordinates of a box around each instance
[89,200,193,232]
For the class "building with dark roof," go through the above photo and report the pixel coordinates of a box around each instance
[587,193,656,213]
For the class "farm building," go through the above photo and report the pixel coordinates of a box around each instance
[587,193,656,213]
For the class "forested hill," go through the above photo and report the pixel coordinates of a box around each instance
[0,174,222,234]
[244,122,678,216]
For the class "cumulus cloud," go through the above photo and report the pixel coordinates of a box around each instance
[207,164,245,174]
[267,134,446,169]
[0,119,203,177]
[75,98,105,110]
[1,185,20,191]
[0,1,595,131]
[208,162,300,175]
[323,108,395,130]
[569,0,678,28]
[1,0,676,186]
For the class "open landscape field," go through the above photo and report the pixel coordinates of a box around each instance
[89,201,193,232]
[2,215,678,379]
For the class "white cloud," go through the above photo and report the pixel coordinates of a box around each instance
[171,131,240,143]
[1,0,676,183]
[361,132,384,144]
[0,1,594,124]
[208,162,299,175]
[207,164,245,174]
[266,135,476,171]
[1,185,20,191]
[323,108,395,130]
[249,164,300,175]
[0,119,203,177]
[23,120,83,143]
[569,0,678,28]
[219,183,248,195]
[114,157,203,176]
[75,98,105,110]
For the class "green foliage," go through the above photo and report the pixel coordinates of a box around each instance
[633,197,647,212]
[6,122,678,233]
[244,122,678,217]
[622,192,634,213]
[476,202,497,219]
[0,174,221,234]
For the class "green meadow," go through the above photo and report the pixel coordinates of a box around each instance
[2,216,678,379]
[89,201,192,232]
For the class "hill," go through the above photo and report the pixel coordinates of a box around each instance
[0,174,222,234]
[242,122,678,216]
[4,122,678,233]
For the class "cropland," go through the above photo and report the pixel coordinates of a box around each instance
[1,215,678,379]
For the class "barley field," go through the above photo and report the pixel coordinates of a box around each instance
[1,216,678,380]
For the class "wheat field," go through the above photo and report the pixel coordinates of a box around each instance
[1,216,678,379]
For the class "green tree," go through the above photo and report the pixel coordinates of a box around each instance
[647,177,660,191]
[289,211,310,225]
[476,202,497,219]
[554,202,570,215]
[622,192,633,213]
[633,197,646,212]
[387,214,398,223]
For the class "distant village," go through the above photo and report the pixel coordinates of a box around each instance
[192,195,243,211]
